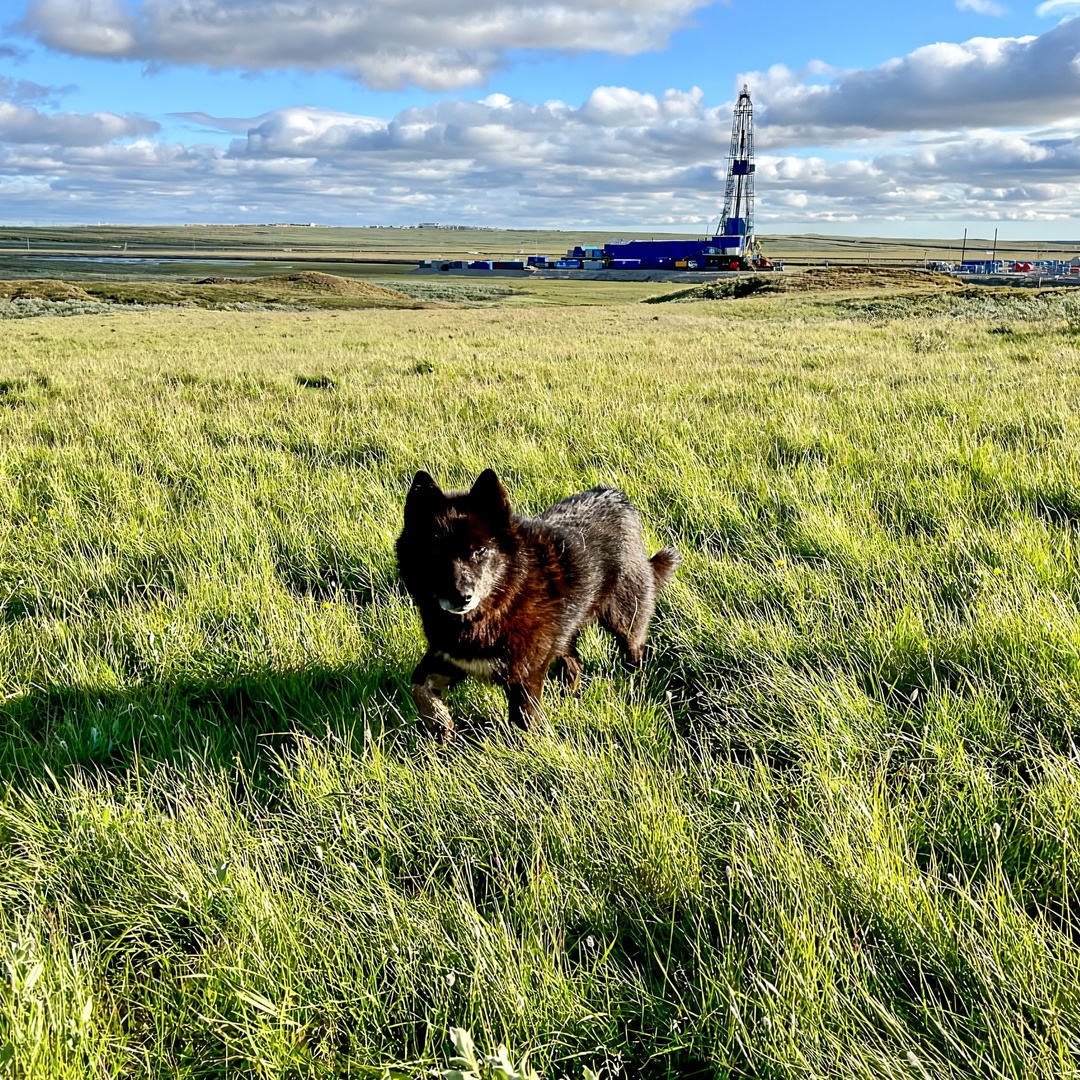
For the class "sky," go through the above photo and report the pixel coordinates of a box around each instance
[1,0,1080,234]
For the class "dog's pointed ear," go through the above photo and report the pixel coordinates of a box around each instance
[470,469,511,523]
[409,470,440,496]
[404,470,444,521]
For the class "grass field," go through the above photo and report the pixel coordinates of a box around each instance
[2,282,1080,1078]
[2,226,1077,282]
[0,225,695,284]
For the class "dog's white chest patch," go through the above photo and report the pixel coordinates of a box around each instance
[437,651,496,680]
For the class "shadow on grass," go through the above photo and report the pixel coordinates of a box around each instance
[0,638,686,793]
[0,662,415,789]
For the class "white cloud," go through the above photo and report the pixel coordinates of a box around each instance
[744,18,1080,137]
[956,0,1006,15]
[6,89,1080,226]
[6,18,1080,225]
[0,75,76,107]
[0,101,157,144]
[1036,0,1080,15]
[16,0,714,90]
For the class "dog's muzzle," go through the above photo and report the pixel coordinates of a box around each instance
[439,595,480,615]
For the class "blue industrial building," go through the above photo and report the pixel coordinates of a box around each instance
[599,226,747,271]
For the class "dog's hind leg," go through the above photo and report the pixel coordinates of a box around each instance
[602,547,678,669]
[551,634,582,694]
[600,584,656,669]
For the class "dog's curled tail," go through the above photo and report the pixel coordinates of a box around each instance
[650,547,681,590]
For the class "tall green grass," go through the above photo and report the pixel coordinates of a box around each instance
[2,291,1080,1078]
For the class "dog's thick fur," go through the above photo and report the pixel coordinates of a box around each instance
[396,469,679,740]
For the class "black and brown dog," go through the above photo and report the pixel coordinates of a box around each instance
[396,469,679,740]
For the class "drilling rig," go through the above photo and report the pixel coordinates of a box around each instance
[582,85,768,272]
[718,85,767,268]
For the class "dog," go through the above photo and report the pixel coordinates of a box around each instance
[396,468,679,740]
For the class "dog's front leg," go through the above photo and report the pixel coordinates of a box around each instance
[505,665,547,731]
[410,651,464,743]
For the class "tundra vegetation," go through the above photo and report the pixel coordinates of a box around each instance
[1,279,1080,1079]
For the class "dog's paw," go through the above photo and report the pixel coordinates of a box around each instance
[411,683,454,743]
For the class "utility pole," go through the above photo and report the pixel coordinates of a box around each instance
[991,227,998,267]
[960,228,967,266]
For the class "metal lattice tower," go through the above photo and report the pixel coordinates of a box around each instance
[719,85,754,249]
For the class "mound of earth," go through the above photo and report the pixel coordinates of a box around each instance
[0,271,424,315]
[260,272,412,302]
[644,266,959,305]
[643,276,780,304]
[0,279,93,301]
[836,285,1079,323]
[783,266,959,292]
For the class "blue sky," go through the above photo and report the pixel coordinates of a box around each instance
[2,0,1080,234]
